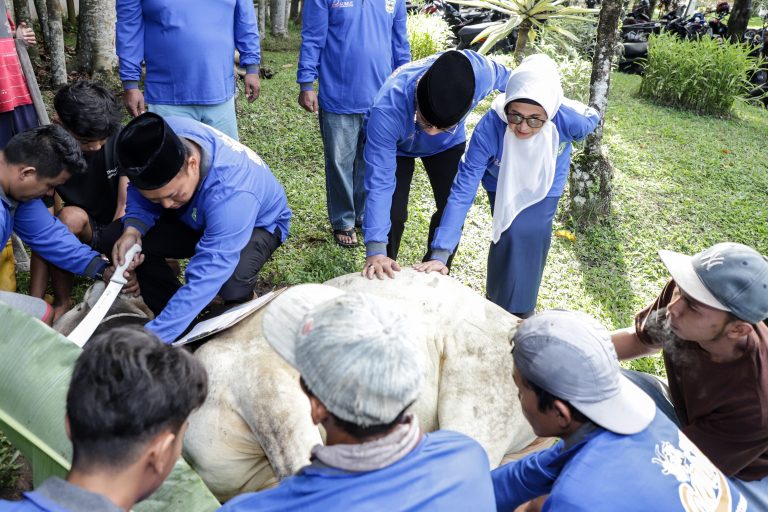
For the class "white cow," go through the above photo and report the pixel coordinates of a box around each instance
[184,269,535,501]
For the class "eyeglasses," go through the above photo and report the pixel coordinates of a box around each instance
[506,112,546,128]
[414,110,459,135]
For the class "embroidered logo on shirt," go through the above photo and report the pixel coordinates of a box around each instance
[385,0,396,13]
[652,432,746,512]
[557,142,567,156]
[106,167,118,180]
[191,208,197,221]
[331,0,353,7]
[699,251,725,271]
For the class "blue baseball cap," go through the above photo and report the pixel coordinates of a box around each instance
[659,242,768,324]
[513,310,656,435]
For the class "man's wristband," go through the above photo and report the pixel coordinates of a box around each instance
[93,258,110,281]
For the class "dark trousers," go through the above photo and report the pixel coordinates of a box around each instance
[389,142,465,266]
[99,215,281,316]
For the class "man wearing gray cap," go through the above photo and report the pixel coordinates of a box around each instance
[612,242,768,504]
[493,310,748,511]
[219,284,496,511]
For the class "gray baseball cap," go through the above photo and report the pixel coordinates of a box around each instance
[659,242,768,324]
[262,284,424,427]
[513,310,656,435]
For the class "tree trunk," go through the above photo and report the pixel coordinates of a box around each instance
[567,0,625,227]
[290,0,301,23]
[75,0,117,80]
[66,0,77,26]
[31,0,50,51]
[11,0,40,62]
[258,0,267,40]
[46,0,67,86]
[271,0,288,37]
[513,19,532,64]
[727,0,752,42]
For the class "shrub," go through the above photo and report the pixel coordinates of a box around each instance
[537,18,598,61]
[639,33,758,116]
[0,433,20,490]
[406,14,452,61]
[491,51,592,103]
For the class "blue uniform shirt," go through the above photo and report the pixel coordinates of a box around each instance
[362,50,510,253]
[124,117,291,343]
[1,189,104,278]
[297,0,410,114]
[117,0,260,105]
[431,99,600,261]
[218,430,496,511]
[492,412,750,511]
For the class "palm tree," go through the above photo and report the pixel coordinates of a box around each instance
[451,0,597,61]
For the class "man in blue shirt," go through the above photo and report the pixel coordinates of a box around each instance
[110,113,291,343]
[219,284,496,511]
[361,50,510,279]
[0,327,208,512]
[297,0,410,248]
[116,0,261,140]
[0,125,129,323]
[492,310,748,511]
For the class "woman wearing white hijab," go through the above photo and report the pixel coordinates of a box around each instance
[415,54,599,317]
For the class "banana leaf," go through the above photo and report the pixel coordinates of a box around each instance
[0,304,220,511]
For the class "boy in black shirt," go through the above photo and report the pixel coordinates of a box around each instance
[30,81,125,319]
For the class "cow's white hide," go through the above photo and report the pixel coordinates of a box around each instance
[185,269,535,501]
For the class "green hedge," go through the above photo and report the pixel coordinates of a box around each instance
[639,33,757,116]
[406,14,452,61]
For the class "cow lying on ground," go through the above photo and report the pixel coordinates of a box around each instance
[186,269,535,501]
[57,270,536,502]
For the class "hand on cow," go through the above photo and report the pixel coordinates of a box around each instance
[112,227,145,269]
[362,254,401,280]
[123,89,145,117]
[412,259,449,275]
[298,90,318,113]
[17,22,36,46]
[244,73,261,102]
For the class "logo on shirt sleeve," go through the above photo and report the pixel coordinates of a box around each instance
[385,0,396,13]
[652,433,747,512]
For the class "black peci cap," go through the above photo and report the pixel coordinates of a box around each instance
[116,112,186,190]
[416,51,476,129]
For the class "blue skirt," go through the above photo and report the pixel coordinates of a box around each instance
[486,193,560,316]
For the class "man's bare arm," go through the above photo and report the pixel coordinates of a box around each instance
[611,327,660,360]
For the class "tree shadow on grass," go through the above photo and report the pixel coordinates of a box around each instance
[562,218,637,330]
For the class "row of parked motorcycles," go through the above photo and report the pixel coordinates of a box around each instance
[413,0,767,107]
[619,1,767,105]
[414,0,518,53]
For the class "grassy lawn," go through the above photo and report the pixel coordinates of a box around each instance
[239,27,768,377]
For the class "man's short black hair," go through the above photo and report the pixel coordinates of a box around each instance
[54,80,122,140]
[4,125,87,178]
[66,327,208,470]
[300,378,409,440]
[521,374,590,423]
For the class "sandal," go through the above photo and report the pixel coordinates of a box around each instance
[333,229,358,248]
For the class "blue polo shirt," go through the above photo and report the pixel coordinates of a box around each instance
[117,0,261,105]
[123,117,291,343]
[297,0,410,113]
[219,430,496,511]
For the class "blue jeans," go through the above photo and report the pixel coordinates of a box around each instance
[149,96,239,140]
[318,110,365,231]
[623,369,768,508]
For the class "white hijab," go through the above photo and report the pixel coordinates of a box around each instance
[491,54,564,243]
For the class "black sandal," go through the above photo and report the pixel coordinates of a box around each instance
[333,229,358,248]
